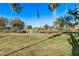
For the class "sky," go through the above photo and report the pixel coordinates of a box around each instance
[0,3,76,27]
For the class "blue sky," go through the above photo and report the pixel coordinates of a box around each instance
[0,3,76,27]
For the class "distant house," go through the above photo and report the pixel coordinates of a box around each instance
[74,25,79,30]
[73,25,79,31]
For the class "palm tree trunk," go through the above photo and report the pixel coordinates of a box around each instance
[66,24,68,31]
[29,29,32,35]
[53,9,57,19]
[64,3,67,14]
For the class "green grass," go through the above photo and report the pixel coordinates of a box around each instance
[0,33,72,56]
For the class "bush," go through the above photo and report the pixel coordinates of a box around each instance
[20,30,27,33]
[15,30,27,33]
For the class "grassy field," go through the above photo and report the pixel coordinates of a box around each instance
[0,33,72,56]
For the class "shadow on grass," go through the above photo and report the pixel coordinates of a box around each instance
[67,33,79,56]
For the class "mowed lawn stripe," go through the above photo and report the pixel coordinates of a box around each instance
[9,34,72,56]
[0,34,50,55]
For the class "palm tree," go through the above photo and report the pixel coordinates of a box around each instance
[48,3,79,31]
[48,3,59,11]
[10,3,23,14]
[10,3,40,18]
[48,3,60,18]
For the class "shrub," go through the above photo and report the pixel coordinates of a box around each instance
[20,30,27,33]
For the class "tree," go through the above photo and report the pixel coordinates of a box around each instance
[27,25,32,34]
[11,18,24,30]
[27,25,32,29]
[5,26,11,30]
[43,24,49,30]
[0,17,8,30]
[54,17,64,30]
[64,15,73,31]
[67,3,79,24]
